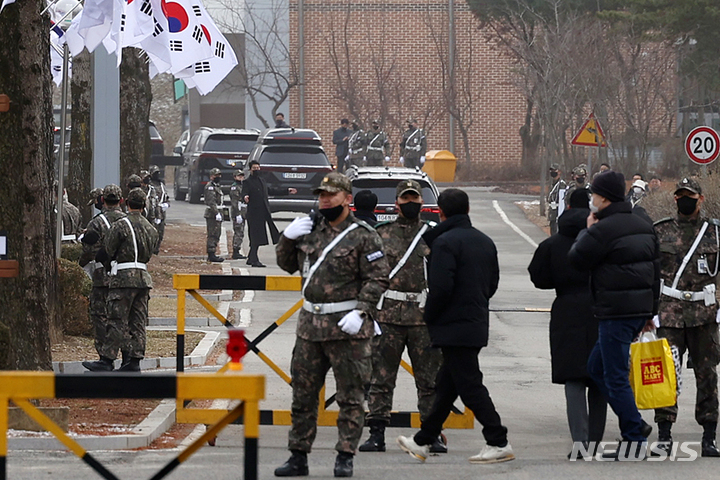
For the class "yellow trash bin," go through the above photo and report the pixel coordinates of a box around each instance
[424,150,457,183]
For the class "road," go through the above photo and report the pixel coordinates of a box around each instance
[7,187,714,479]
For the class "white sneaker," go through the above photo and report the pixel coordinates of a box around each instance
[397,435,430,462]
[468,443,516,464]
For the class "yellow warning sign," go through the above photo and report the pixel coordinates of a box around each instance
[571,113,607,147]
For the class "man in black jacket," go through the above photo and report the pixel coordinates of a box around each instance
[397,188,515,465]
[568,171,659,460]
[332,119,350,173]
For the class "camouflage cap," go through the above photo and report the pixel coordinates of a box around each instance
[675,177,702,195]
[572,164,588,176]
[127,174,142,185]
[140,170,151,179]
[209,167,222,176]
[127,187,147,205]
[233,169,244,176]
[396,179,422,197]
[313,172,352,195]
[103,184,122,202]
[549,163,560,171]
[149,164,160,175]
[371,119,380,125]
[87,187,104,205]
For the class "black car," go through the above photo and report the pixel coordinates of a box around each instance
[345,166,441,222]
[174,127,259,203]
[149,120,164,157]
[247,128,334,213]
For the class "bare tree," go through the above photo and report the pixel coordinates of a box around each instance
[119,48,152,186]
[67,50,93,224]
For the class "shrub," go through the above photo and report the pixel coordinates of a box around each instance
[57,258,93,337]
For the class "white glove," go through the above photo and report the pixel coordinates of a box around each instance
[215,213,223,222]
[652,315,660,329]
[374,320,382,336]
[160,202,169,211]
[283,216,313,240]
[345,155,350,161]
[154,218,161,225]
[384,156,390,163]
[420,156,426,165]
[338,310,364,335]
[363,156,367,162]
[235,215,243,224]
[399,156,404,164]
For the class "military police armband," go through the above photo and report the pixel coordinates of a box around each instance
[366,251,384,262]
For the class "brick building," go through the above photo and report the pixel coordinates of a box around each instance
[286,0,527,179]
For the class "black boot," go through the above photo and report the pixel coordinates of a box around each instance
[117,358,141,372]
[274,450,308,477]
[358,421,385,452]
[208,253,225,263]
[652,421,672,456]
[429,434,448,453]
[82,356,114,372]
[702,422,720,457]
[333,452,353,478]
[232,248,246,260]
[640,419,652,439]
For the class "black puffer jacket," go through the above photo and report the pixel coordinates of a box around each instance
[568,201,660,320]
[422,214,499,348]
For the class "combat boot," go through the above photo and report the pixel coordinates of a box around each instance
[274,450,308,477]
[232,248,246,260]
[359,420,385,452]
[702,422,720,457]
[208,253,225,263]
[82,357,114,372]
[117,358,141,372]
[333,452,353,477]
[651,421,672,457]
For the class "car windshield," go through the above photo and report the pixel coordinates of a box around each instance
[259,147,330,166]
[351,179,437,205]
[204,135,257,153]
[149,124,161,140]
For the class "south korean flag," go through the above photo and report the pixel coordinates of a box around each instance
[163,0,214,74]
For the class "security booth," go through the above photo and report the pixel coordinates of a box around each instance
[424,150,457,183]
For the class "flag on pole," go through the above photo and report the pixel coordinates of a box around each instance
[0,0,15,14]
[64,0,114,55]
[162,0,214,74]
[139,0,171,76]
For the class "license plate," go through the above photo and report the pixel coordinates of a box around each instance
[282,172,307,179]
[376,214,397,221]
[226,159,239,166]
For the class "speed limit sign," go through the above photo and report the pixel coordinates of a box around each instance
[685,126,720,165]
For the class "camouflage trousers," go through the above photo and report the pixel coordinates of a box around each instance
[154,219,165,255]
[365,153,383,167]
[548,208,559,236]
[89,286,111,357]
[348,154,365,168]
[367,323,441,424]
[404,154,422,170]
[655,323,720,425]
[288,336,371,454]
[232,215,245,251]
[102,288,149,360]
[206,217,222,255]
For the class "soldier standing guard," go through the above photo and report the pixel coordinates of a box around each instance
[364,120,391,167]
[103,188,158,372]
[204,167,225,263]
[274,172,390,478]
[347,121,366,168]
[140,170,161,227]
[229,169,247,260]
[359,179,445,454]
[149,165,169,254]
[547,164,566,235]
[653,177,720,457]
[564,164,589,209]
[400,119,427,170]
[80,185,126,372]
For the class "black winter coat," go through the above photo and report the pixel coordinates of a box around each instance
[568,201,660,320]
[528,208,597,384]
[241,173,282,247]
[332,127,350,158]
[422,214,499,348]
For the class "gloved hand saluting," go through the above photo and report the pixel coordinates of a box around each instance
[338,310,364,335]
[283,216,313,240]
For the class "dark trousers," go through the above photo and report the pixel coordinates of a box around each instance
[414,346,508,447]
[564,380,607,443]
[587,318,646,441]
[336,155,346,173]
[248,244,260,264]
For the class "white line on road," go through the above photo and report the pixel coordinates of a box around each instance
[492,200,538,248]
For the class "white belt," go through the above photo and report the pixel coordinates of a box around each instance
[549,202,558,209]
[351,148,364,154]
[110,261,147,275]
[661,284,716,306]
[407,145,422,151]
[383,289,426,303]
[302,299,358,315]
[367,146,384,151]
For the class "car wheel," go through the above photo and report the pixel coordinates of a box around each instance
[188,182,202,204]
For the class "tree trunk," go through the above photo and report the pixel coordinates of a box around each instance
[67,51,93,225]
[0,0,55,370]
[119,48,152,187]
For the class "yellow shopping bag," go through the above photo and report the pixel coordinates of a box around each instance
[629,334,677,410]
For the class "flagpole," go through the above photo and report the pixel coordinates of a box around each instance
[55,42,70,258]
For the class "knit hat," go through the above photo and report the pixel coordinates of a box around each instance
[590,171,626,203]
[569,188,590,209]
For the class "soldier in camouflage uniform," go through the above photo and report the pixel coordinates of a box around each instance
[563,164,589,209]
[359,179,445,454]
[364,120,391,167]
[103,188,158,372]
[274,172,390,478]
[126,174,143,213]
[229,169,247,260]
[347,121,366,169]
[654,177,720,457]
[141,170,161,228]
[400,119,427,170]
[547,164,566,236]
[149,165,169,254]
[204,167,225,263]
[80,185,127,371]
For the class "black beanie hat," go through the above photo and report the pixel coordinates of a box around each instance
[591,171,626,203]
[569,188,590,209]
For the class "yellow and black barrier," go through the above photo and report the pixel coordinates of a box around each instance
[173,274,475,430]
[0,372,264,480]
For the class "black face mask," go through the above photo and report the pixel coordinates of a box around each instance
[373,125,379,130]
[550,171,558,178]
[94,200,103,211]
[677,196,699,216]
[251,170,259,176]
[319,204,344,222]
[399,201,422,219]
[576,176,586,184]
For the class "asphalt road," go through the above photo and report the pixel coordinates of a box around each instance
[7,187,717,479]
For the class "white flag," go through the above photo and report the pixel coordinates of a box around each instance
[106,0,155,65]
[162,0,213,74]
[64,0,115,55]
[0,0,15,14]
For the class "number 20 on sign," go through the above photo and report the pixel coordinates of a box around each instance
[685,126,720,165]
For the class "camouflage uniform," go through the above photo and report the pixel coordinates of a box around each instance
[62,196,82,242]
[654,179,720,427]
[276,172,390,454]
[368,213,441,425]
[204,171,224,258]
[547,164,567,236]
[149,165,169,254]
[229,172,246,257]
[400,123,427,170]
[140,170,161,227]
[347,126,367,168]
[365,124,391,167]
[78,185,126,358]
[103,188,158,361]
[564,164,590,209]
